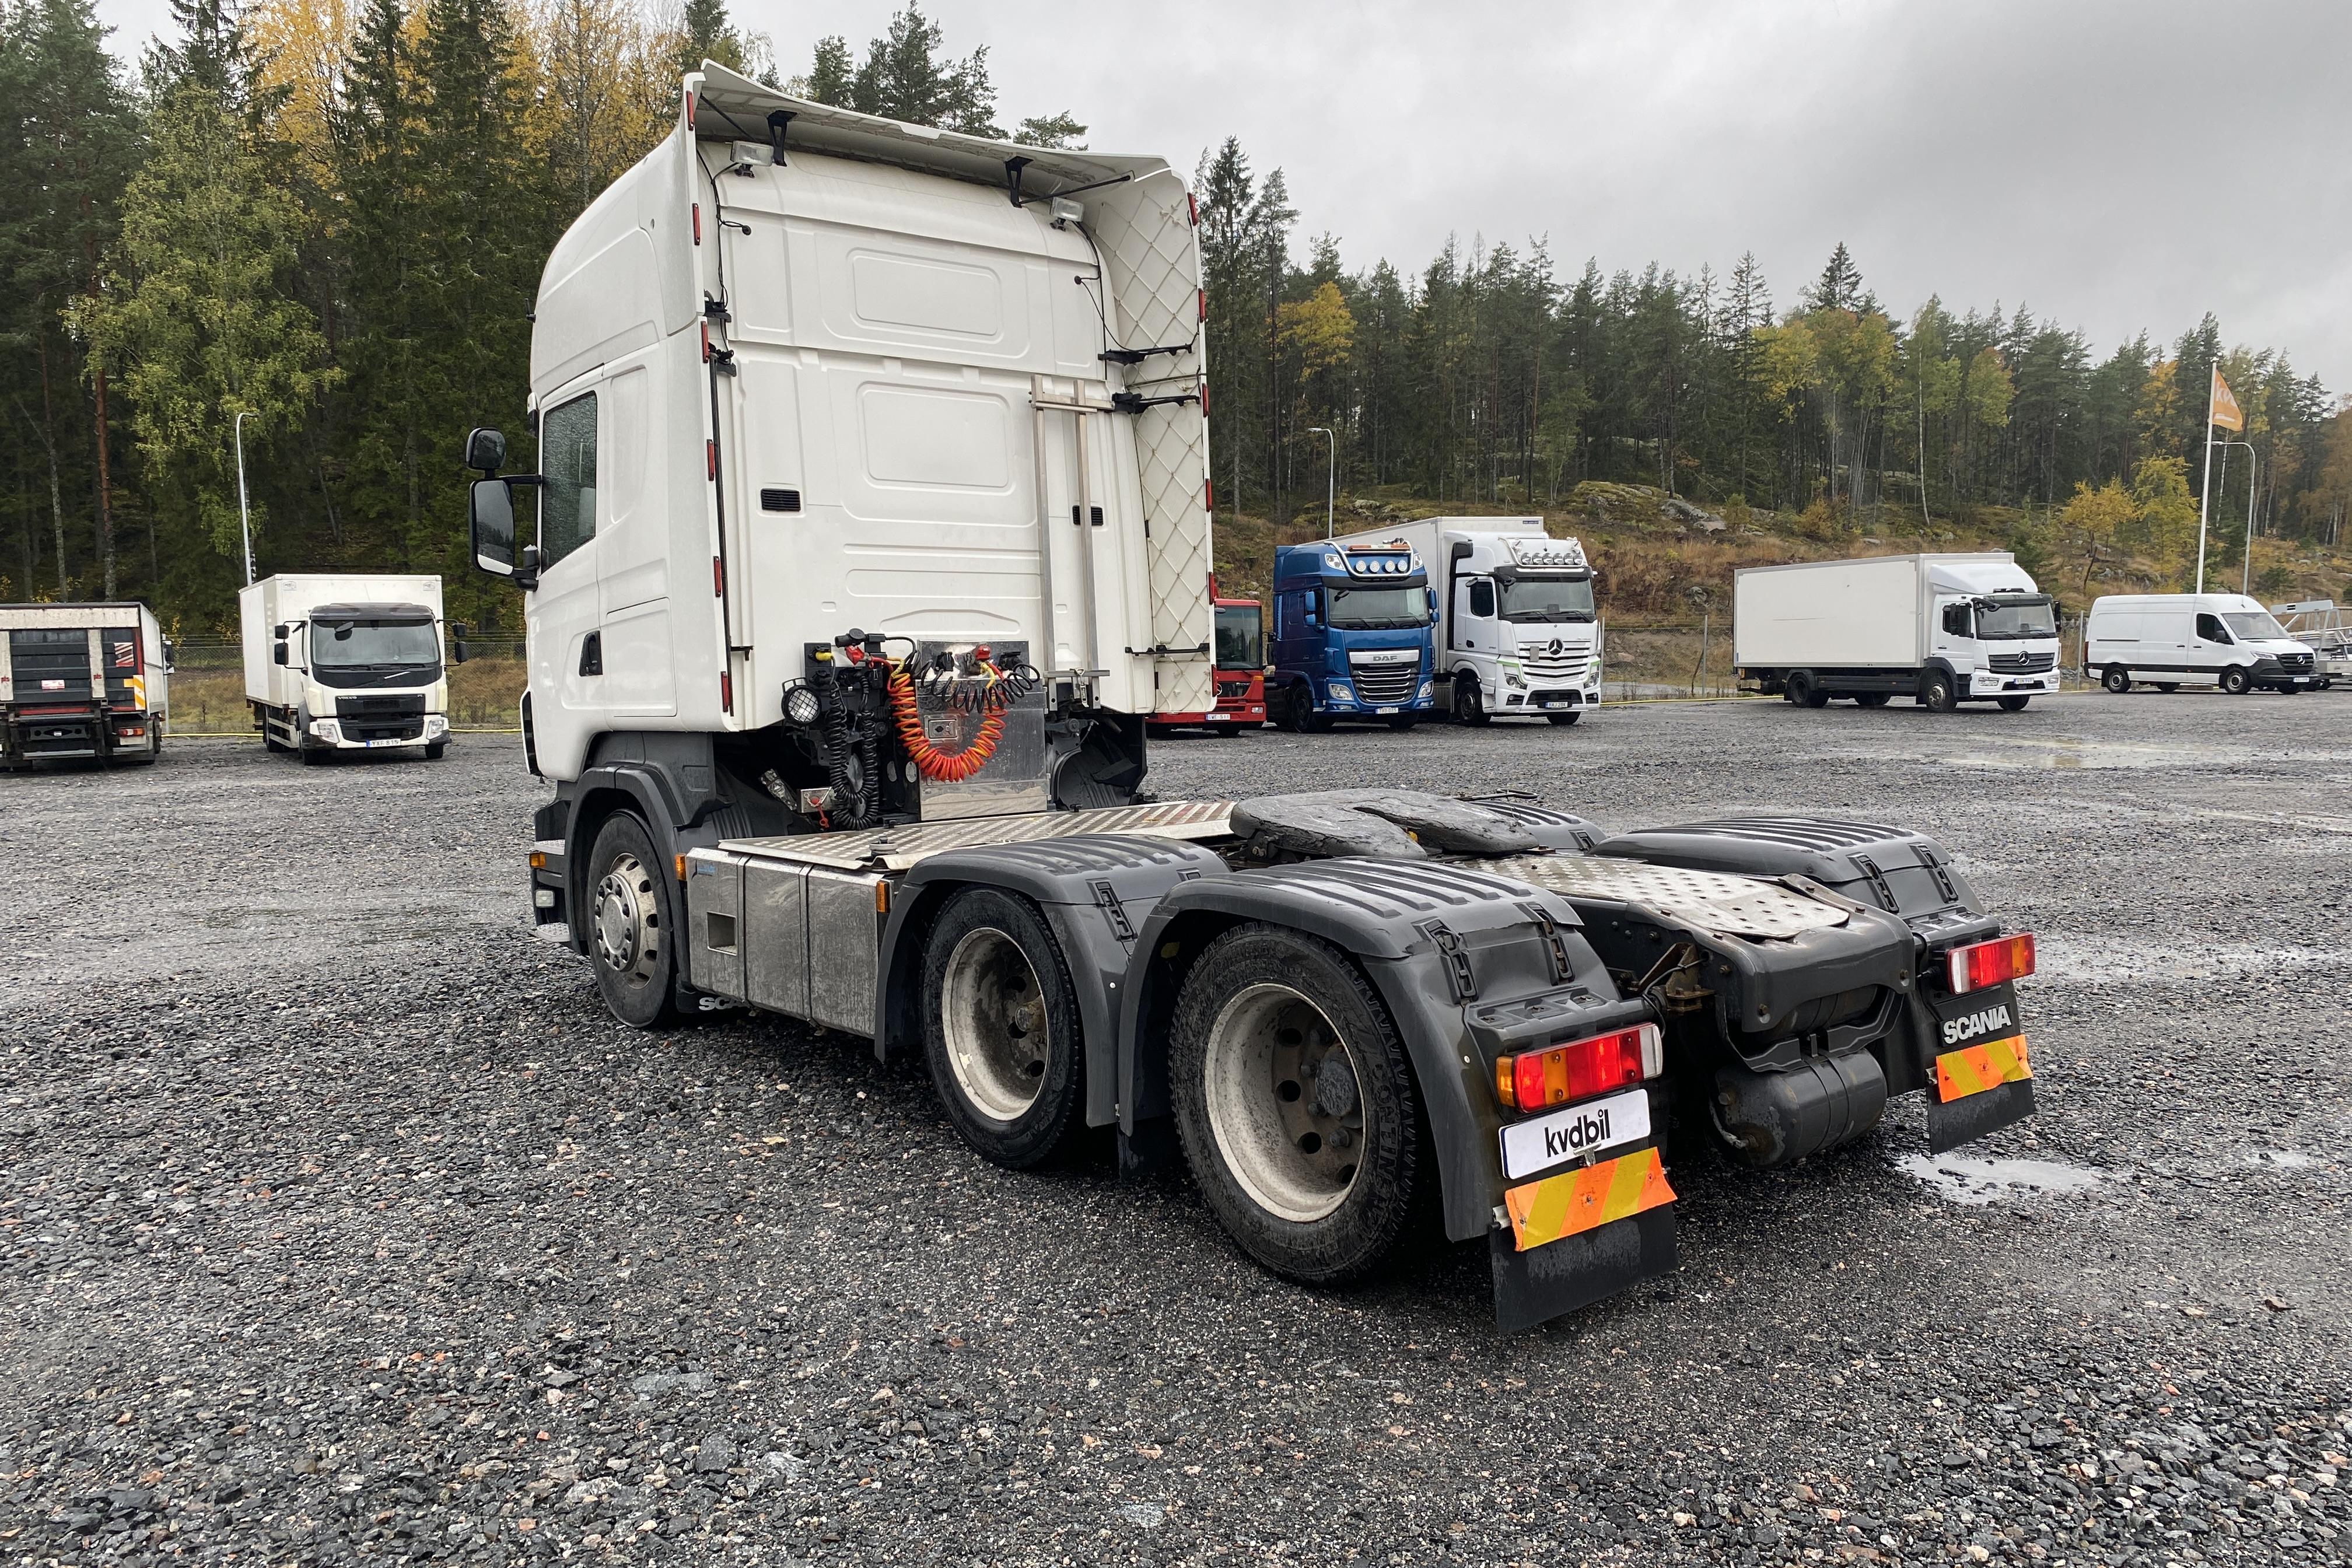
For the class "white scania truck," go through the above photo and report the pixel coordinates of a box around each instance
[239,573,461,761]
[1735,552,2060,712]
[468,65,2046,1330]
[1334,516,1601,725]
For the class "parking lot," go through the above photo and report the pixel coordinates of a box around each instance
[4,691,2350,1566]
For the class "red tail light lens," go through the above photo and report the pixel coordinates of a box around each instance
[1493,1023,1661,1112]
[1946,933,2035,994]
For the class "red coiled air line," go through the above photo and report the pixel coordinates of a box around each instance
[886,659,1006,782]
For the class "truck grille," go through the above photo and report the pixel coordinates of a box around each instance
[337,692,428,743]
[1519,647,1591,684]
[1346,654,1420,705]
[2277,652,2315,673]
[1216,680,1251,699]
[8,629,92,701]
[1988,650,2055,674]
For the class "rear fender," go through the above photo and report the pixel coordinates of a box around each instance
[1116,858,1643,1244]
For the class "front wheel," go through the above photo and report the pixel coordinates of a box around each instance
[1997,695,2031,712]
[1169,924,1426,1284]
[585,813,682,1028]
[1284,685,1328,734]
[1920,672,1958,713]
[2102,667,2132,694]
[1546,710,1581,726]
[1385,714,1418,732]
[2220,665,2252,695]
[921,887,1084,1168]
[424,740,447,760]
[1453,676,1491,727]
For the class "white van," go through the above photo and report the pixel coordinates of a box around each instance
[2084,593,2318,694]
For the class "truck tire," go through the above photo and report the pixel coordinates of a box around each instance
[1919,671,1957,712]
[1283,684,1328,734]
[1168,923,1425,1285]
[1546,710,1580,726]
[2220,665,2252,695]
[1997,695,2031,712]
[1385,714,1418,732]
[920,887,1084,1170]
[1452,675,1491,727]
[299,740,330,766]
[1854,692,1891,708]
[2101,667,2132,694]
[584,813,682,1028]
[1787,671,1829,708]
[425,740,447,760]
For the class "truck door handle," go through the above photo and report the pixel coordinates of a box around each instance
[578,631,603,677]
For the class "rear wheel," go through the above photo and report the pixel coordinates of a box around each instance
[1788,671,1829,708]
[1453,676,1491,727]
[1920,671,1958,712]
[921,887,1084,1169]
[1997,695,2032,712]
[2220,665,2252,695]
[1170,924,1424,1284]
[2102,667,2132,694]
[1546,710,1581,726]
[585,813,682,1028]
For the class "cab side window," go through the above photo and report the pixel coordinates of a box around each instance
[1469,579,1496,618]
[1941,603,1972,637]
[2194,612,2228,643]
[539,393,598,567]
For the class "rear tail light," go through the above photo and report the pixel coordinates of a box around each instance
[1494,1023,1661,1112]
[1946,933,2035,994]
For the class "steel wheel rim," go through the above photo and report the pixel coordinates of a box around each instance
[942,926,1048,1122]
[1203,982,1366,1223]
[592,849,662,990]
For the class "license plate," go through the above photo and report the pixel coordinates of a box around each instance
[1207,713,1231,720]
[1498,1086,1649,1179]
[1376,706,1399,715]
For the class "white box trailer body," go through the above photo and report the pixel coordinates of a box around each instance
[2084,593,2317,694]
[481,62,1213,787]
[0,601,169,765]
[238,574,454,758]
[1733,552,2060,711]
[1330,517,1600,723]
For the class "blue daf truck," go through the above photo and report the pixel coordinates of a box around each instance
[1269,539,1439,731]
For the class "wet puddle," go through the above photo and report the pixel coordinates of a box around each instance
[1895,1153,2106,1205]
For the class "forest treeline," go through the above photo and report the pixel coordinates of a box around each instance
[5,0,2348,632]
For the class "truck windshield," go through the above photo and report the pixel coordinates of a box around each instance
[1975,597,2057,639]
[1214,604,1263,669]
[312,618,441,684]
[2222,610,2290,642]
[1327,585,1429,630]
[1498,575,1595,623]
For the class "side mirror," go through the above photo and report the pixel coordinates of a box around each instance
[449,622,471,666]
[161,638,176,671]
[273,622,289,638]
[471,477,519,578]
[1427,587,1438,614]
[466,426,506,474]
[272,640,289,666]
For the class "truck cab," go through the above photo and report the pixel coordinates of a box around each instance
[1152,584,1266,730]
[240,575,463,761]
[1268,541,1437,730]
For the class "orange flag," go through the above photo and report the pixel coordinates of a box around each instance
[2210,369,2244,432]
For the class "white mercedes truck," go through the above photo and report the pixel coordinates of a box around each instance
[1334,516,1600,725]
[1735,552,2060,712]
[470,65,2046,1330]
[240,573,461,762]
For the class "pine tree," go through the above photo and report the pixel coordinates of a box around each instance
[674,0,744,74]
[1804,242,1865,313]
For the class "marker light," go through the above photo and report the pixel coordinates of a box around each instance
[1946,933,2035,995]
[1494,1023,1662,1112]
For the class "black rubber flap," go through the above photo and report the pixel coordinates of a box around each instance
[1927,1077,2036,1154]
[1489,1205,1675,1334]
[1230,790,1544,860]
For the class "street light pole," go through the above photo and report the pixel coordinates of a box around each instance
[234,410,256,587]
[1307,426,1334,538]
[2214,439,2258,596]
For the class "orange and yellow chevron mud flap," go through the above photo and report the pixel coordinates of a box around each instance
[1927,1031,2038,1154]
[1489,1148,1678,1334]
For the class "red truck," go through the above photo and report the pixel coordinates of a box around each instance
[1153,583,1265,731]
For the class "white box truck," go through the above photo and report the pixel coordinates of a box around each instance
[0,601,170,766]
[2084,594,2317,694]
[1734,552,2060,712]
[1333,516,1600,725]
[463,64,2047,1329]
[239,574,461,761]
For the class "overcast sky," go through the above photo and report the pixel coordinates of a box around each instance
[94,0,2352,392]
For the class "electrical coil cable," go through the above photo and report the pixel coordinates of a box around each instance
[887,656,1011,783]
[810,656,884,828]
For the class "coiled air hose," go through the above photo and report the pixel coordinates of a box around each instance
[887,657,1009,782]
[812,655,883,827]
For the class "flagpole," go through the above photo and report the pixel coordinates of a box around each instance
[2194,368,2216,594]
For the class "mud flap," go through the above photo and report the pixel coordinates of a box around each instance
[1927,1076,2036,1154]
[1489,1206,1676,1334]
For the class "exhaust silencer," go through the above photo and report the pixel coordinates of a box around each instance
[1710,1052,1887,1168]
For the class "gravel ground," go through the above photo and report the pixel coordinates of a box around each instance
[5,691,2350,1567]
